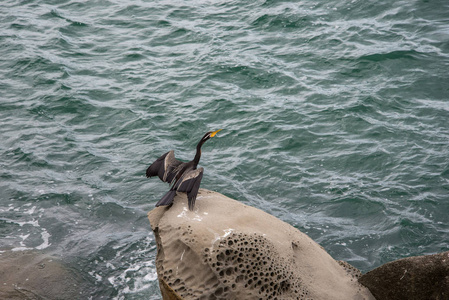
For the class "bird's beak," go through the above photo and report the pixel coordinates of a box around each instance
[210,129,222,137]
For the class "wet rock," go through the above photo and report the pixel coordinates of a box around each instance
[148,189,375,300]
[0,250,86,300]
[359,251,449,300]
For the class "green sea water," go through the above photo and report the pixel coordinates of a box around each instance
[1,0,449,298]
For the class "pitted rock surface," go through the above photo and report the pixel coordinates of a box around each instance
[203,232,311,299]
[148,189,375,300]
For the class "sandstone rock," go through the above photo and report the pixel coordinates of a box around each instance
[359,251,449,300]
[148,189,375,300]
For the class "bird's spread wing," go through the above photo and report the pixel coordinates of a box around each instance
[146,150,183,183]
[175,167,204,210]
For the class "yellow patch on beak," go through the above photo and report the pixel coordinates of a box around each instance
[210,129,222,137]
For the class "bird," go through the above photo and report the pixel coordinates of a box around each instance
[146,129,222,210]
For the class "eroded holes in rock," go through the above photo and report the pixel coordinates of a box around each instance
[231,283,236,290]
[225,268,233,276]
[219,270,224,277]
[214,287,223,296]
[279,280,290,292]
[235,275,244,283]
[228,240,234,246]
[173,279,181,286]
[225,249,232,256]
[217,252,225,261]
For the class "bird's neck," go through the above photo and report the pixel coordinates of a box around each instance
[193,140,204,166]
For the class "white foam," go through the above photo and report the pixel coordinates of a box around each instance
[88,271,103,282]
[24,206,36,215]
[35,229,51,250]
[19,233,30,241]
[11,246,33,251]
[16,220,39,227]
[108,276,116,286]
[5,213,51,251]
[109,237,158,299]
[106,262,116,270]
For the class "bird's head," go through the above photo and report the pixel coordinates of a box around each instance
[194,129,222,161]
[201,129,222,143]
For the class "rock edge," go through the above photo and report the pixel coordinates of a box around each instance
[148,189,375,300]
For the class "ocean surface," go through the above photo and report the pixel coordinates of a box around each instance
[1,0,449,298]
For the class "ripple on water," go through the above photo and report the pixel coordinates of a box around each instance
[1,0,448,297]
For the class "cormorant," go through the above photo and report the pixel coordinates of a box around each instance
[146,129,222,210]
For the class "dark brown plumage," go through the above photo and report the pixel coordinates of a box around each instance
[146,129,222,210]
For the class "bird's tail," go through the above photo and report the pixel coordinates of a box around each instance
[156,190,176,207]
